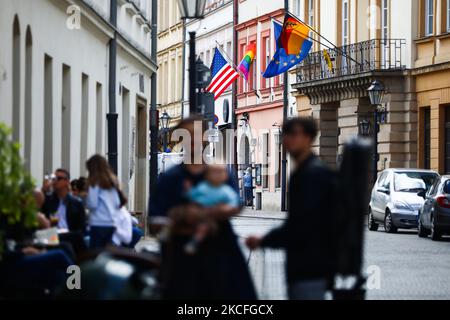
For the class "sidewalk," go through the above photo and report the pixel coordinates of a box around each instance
[239,208,287,220]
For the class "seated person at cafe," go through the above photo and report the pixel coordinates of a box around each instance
[41,169,86,233]
[41,169,87,255]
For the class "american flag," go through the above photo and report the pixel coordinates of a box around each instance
[206,48,239,100]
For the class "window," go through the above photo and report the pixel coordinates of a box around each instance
[308,0,314,38]
[121,88,130,187]
[62,64,71,170]
[12,16,21,143]
[263,36,270,88]
[381,0,389,39]
[262,132,270,189]
[24,26,32,170]
[95,83,103,153]
[80,74,89,175]
[377,172,388,186]
[294,0,301,17]
[44,55,53,174]
[252,55,257,90]
[342,0,349,44]
[171,56,176,102]
[425,0,434,36]
[239,43,246,93]
[447,0,450,32]
[424,108,431,169]
[226,41,232,58]
[275,133,281,189]
[206,50,210,67]
[445,106,450,174]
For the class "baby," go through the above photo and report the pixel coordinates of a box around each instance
[183,165,240,255]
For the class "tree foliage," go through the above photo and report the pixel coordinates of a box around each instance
[0,123,37,260]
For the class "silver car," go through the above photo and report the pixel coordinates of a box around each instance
[418,176,450,241]
[368,169,439,233]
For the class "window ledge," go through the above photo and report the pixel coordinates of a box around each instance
[436,32,450,40]
[415,36,435,44]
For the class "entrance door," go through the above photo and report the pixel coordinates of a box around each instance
[445,107,450,174]
[134,100,147,214]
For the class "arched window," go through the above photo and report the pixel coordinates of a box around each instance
[12,15,21,142]
[25,26,33,169]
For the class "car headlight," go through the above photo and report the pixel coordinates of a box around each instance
[393,201,411,210]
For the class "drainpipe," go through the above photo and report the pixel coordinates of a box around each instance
[107,0,118,174]
[149,0,159,198]
[281,0,289,212]
[232,0,238,175]
[181,21,186,119]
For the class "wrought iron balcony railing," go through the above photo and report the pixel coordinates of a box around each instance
[295,39,407,84]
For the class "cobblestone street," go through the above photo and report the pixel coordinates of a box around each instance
[232,209,450,300]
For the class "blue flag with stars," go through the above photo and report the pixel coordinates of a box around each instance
[262,19,313,78]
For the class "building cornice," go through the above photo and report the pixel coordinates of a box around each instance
[117,34,158,73]
[69,0,157,71]
[70,0,115,38]
[184,0,233,28]
[411,61,450,76]
[235,8,285,31]
[192,22,234,42]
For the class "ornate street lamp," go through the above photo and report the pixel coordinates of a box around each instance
[367,80,385,106]
[160,111,171,130]
[160,111,171,153]
[176,0,207,19]
[367,80,387,185]
[177,0,208,115]
[359,120,371,137]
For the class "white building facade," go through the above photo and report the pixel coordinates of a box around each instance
[183,0,235,164]
[0,0,157,214]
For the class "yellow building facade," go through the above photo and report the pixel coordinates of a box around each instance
[157,0,184,126]
[415,0,450,174]
[292,0,450,176]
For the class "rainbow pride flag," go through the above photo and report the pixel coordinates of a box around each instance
[238,43,256,81]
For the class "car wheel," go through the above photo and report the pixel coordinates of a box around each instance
[384,210,398,234]
[431,217,442,241]
[368,208,379,231]
[418,217,429,238]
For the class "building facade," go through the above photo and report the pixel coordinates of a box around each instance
[292,0,418,178]
[157,0,184,130]
[291,0,450,177]
[0,0,157,213]
[415,0,450,174]
[183,0,235,163]
[236,0,288,211]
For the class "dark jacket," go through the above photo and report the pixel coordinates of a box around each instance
[148,164,257,300]
[261,153,338,284]
[41,193,87,234]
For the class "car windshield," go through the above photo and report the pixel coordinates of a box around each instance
[394,172,438,193]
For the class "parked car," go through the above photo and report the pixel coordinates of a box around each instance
[418,176,450,241]
[368,169,439,233]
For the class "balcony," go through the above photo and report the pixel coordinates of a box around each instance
[295,39,407,84]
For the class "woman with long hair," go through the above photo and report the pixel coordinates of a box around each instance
[86,155,126,249]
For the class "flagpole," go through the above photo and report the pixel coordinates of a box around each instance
[284,10,365,67]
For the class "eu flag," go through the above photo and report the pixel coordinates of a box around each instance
[262,15,313,78]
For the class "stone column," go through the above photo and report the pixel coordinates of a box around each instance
[311,102,339,168]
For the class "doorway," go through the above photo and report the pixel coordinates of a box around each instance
[134,99,147,214]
